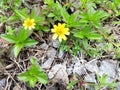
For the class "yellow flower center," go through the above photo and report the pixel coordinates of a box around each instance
[56,29,63,36]
[23,18,35,30]
[26,20,33,26]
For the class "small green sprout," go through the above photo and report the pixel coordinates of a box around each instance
[18,57,48,87]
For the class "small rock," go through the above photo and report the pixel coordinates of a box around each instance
[46,48,56,58]
[84,73,96,83]
[0,78,6,90]
[0,78,6,87]
[48,64,69,84]
[46,86,58,90]
[98,60,117,78]
[117,82,120,90]
[85,60,99,73]
[52,40,59,48]
[42,58,54,69]
[67,65,73,75]
[13,85,21,90]
[58,51,64,59]
[73,61,86,76]
[118,68,120,78]
[40,43,48,50]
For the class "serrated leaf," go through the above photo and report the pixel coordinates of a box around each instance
[18,57,48,87]
[28,78,37,87]
[18,72,29,82]
[37,73,48,84]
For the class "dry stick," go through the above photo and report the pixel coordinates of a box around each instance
[7,79,12,90]
[10,58,24,72]
[4,70,21,89]
[33,32,45,42]
[4,74,10,90]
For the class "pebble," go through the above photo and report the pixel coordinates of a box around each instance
[48,64,69,84]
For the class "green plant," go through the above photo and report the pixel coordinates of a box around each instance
[74,26,102,40]
[79,7,109,28]
[0,28,38,57]
[93,74,117,90]
[7,7,48,32]
[67,80,78,90]
[18,57,48,87]
[1,0,120,59]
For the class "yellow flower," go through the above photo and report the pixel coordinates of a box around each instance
[51,23,70,42]
[23,18,35,30]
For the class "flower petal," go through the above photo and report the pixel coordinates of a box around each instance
[32,26,35,29]
[62,35,67,40]
[29,27,32,30]
[65,32,70,35]
[51,29,56,32]
[64,28,70,35]
[61,23,65,28]
[53,25,57,29]
[58,37,62,42]
[52,34,58,40]
[31,19,34,22]
[25,26,27,30]
[58,23,61,27]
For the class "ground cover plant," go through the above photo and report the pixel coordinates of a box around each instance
[0,0,120,90]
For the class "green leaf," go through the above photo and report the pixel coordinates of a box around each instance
[67,80,78,90]
[41,26,50,32]
[28,77,37,87]
[34,16,45,24]
[30,57,38,65]
[92,20,102,28]
[23,38,38,47]
[113,21,120,24]
[44,0,54,5]
[13,8,28,20]
[13,44,24,57]
[16,29,30,42]
[57,2,70,22]
[68,13,83,27]
[18,72,29,82]
[86,33,102,40]
[1,34,17,43]
[74,27,91,39]
[74,31,84,39]
[7,15,19,22]
[37,73,48,84]
[94,10,109,21]
[47,13,55,17]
